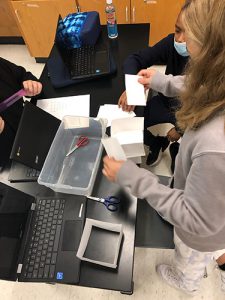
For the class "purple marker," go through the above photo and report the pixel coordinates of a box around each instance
[0,89,26,113]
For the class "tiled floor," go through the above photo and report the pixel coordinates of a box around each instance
[0,45,224,300]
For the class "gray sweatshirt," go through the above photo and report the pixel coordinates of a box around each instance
[151,71,184,97]
[117,114,225,252]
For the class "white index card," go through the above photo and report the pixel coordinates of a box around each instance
[125,74,146,106]
[101,137,127,161]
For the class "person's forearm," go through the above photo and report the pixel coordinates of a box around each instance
[151,72,185,97]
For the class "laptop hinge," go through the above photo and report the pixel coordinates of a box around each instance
[17,263,23,274]
[31,203,36,210]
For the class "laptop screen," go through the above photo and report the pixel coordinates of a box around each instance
[0,183,33,280]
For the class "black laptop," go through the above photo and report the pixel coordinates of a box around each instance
[10,102,60,171]
[0,182,86,283]
[55,15,111,80]
[8,161,40,183]
[47,16,116,88]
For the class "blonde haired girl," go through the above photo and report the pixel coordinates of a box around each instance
[103,0,225,294]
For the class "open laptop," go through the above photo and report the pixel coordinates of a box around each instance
[0,182,86,283]
[55,15,111,80]
[10,101,60,171]
[47,16,116,88]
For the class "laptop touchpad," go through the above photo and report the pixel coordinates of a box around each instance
[62,220,82,251]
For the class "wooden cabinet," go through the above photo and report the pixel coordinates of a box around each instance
[78,0,131,24]
[0,0,21,36]
[77,0,184,45]
[8,0,185,58]
[131,0,185,45]
[10,0,77,57]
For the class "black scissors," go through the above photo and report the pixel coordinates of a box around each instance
[87,195,121,212]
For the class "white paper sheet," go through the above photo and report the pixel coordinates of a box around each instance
[111,117,144,137]
[125,74,146,106]
[97,104,135,127]
[37,95,90,120]
[111,117,145,158]
[101,137,127,161]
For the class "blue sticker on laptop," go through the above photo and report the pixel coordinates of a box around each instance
[57,272,64,280]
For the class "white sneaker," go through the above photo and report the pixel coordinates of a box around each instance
[156,264,197,296]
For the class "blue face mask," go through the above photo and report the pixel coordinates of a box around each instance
[174,39,189,57]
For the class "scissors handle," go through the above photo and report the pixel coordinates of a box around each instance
[66,135,89,156]
[77,135,89,147]
[105,196,121,204]
[0,89,26,113]
[104,196,120,212]
[87,195,120,212]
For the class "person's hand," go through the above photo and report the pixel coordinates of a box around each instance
[23,80,42,97]
[167,127,181,142]
[102,156,125,182]
[118,90,135,112]
[137,68,157,90]
[0,117,5,134]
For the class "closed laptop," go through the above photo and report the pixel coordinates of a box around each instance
[10,102,60,171]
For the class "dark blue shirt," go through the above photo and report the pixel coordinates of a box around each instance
[123,33,188,77]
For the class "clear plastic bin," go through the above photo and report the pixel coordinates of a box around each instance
[38,116,106,195]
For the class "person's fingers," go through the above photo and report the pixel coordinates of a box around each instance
[28,81,35,95]
[127,105,135,112]
[32,82,39,95]
[23,81,42,96]
[23,80,34,95]
[103,155,115,168]
[138,78,150,89]
[34,82,42,95]
[37,82,42,94]
[118,96,123,107]
[118,91,127,107]
[137,69,149,77]
[23,81,29,92]
[102,168,108,178]
[138,77,149,85]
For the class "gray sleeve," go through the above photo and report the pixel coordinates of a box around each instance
[116,154,225,237]
[150,71,185,97]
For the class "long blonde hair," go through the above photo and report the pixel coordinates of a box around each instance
[176,0,225,131]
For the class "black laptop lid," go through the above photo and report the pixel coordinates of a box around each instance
[10,102,60,170]
[0,183,34,280]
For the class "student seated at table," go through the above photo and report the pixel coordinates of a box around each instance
[104,0,225,294]
[118,4,189,168]
[138,69,185,172]
[0,57,42,168]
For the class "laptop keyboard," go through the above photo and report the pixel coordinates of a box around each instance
[70,45,95,77]
[26,167,40,178]
[22,198,65,280]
